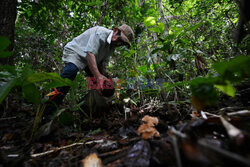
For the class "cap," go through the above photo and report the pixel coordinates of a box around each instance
[118,24,134,47]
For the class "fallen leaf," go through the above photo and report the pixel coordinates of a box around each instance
[138,124,160,139]
[122,140,151,167]
[142,115,159,127]
[137,115,160,139]
[81,153,102,167]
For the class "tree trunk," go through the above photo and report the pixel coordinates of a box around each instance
[158,0,168,35]
[0,0,17,65]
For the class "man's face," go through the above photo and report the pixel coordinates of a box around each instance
[111,28,127,47]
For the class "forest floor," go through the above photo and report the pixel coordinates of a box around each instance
[0,85,250,167]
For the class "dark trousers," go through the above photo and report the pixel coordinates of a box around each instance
[49,62,79,105]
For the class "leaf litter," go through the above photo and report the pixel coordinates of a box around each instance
[0,88,250,167]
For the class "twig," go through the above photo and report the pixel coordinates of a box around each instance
[220,116,242,138]
[100,146,130,165]
[169,126,187,138]
[98,146,129,157]
[171,135,183,167]
[200,111,208,119]
[227,110,250,117]
[198,139,250,166]
[85,139,104,145]
[31,139,104,158]
[203,112,220,117]
[219,106,243,112]
[0,116,17,121]
[31,142,85,158]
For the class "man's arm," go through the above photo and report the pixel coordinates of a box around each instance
[86,52,108,94]
[86,52,102,78]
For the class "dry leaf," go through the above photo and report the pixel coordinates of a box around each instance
[82,153,102,167]
[138,124,160,139]
[142,115,159,127]
[122,140,151,167]
[137,115,160,139]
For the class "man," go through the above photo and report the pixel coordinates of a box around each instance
[46,24,134,111]
[34,25,134,140]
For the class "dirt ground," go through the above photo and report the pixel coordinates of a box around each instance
[0,86,250,167]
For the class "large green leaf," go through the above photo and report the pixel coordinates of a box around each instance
[148,27,160,33]
[187,22,203,31]
[148,22,165,33]
[0,65,17,75]
[21,65,34,82]
[0,72,12,78]
[214,81,235,97]
[22,83,41,104]
[26,72,73,86]
[0,36,10,50]
[0,78,17,104]
[59,111,73,125]
[0,36,12,58]
[213,56,250,82]
[190,77,219,104]
[43,81,70,90]
[157,22,165,33]
[213,56,250,75]
[0,51,13,58]
[144,17,156,27]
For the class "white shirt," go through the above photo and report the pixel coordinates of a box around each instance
[62,26,114,70]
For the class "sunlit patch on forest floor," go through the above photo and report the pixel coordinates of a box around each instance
[0,85,250,167]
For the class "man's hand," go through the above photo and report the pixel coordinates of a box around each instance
[86,52,111,95]
[96,74,108,95]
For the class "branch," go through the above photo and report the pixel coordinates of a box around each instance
[31,139,104,158]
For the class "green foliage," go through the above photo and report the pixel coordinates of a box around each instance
[0,78,17,103]
[144,17,156,27]
[0,61,73,104]
[164,56,250,105]
[0,37,13,58]
[22,83,41,104]
[144,17,165,33]
[0,69,73,105]
[27,72,72,87]
[9,0,249,109]
[190,77,219,105]
[213,56,250,82]
[148,23,165,33]
[214,81,235,97]
[59,111,73,126]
